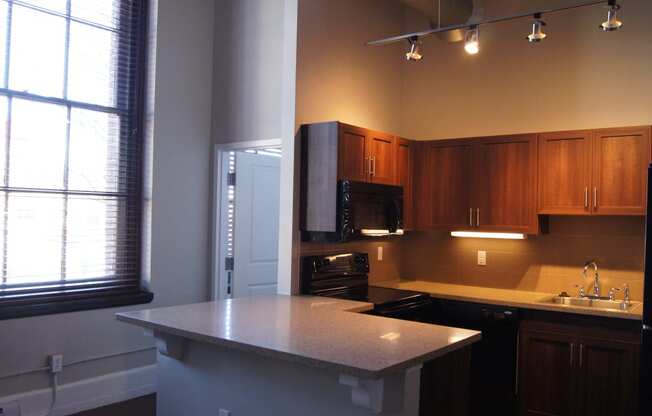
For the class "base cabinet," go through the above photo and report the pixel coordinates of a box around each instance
[519,321,639,416]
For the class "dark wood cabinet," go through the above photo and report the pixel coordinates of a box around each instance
[336,123,397,185]
[396,138,414,230]
[337,124,368,183]
[414,140,474,229]
[367,130,396,185]
[538,130,593,215]
[592,126,650,215]
[414,135,538,233]
[538,126,650,216]
[519,321,640,416]
[474,134,538,234]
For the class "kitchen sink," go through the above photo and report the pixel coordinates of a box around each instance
[540,296,637,312]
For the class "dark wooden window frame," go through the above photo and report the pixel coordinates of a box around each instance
[0,0,152,319]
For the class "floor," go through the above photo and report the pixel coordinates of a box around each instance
[72,394,156,416]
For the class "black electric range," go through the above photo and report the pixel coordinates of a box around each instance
[300,252,432,320]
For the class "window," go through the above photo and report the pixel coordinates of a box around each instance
[0,0,151,319]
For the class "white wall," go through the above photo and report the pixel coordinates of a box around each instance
[0,0,215,405]
[296,0,405,135]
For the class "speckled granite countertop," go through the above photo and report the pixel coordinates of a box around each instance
[116,295,481,378]
[374,280,643,321]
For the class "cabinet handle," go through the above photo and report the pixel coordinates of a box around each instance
[370,157,375,176]
[570,343,575,367]
[593,187,598,209]
[476,208,480,227]
[584,187,589,209]
[373,157,376,176]
[579,344,584,368]
[469,208,473,227]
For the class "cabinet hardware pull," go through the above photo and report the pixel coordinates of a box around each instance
[476,208,480,227]
[579,344,584,368]
[373,157,376,176]
[593,187,598,209]
[584,187,588,209]
[370,157,375,176]
[570,343,575,367]
[469,208,473,226]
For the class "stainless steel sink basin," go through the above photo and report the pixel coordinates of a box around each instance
[541,296,637,312]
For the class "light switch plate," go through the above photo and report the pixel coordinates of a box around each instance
[377,246,383,261]
[477,251,487,266]
[218,410,231,416]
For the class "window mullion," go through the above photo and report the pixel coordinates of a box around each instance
[60,105,71,281]
[3,0,12,88]
[1,97,9,285]
[62,0,71,99]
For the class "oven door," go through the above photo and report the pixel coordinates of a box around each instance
[339,181,403,240]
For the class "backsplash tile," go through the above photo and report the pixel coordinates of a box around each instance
[398,217,646,301]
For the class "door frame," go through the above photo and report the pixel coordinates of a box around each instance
[212,139,282,300]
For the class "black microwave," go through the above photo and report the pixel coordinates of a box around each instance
[302,181,404,242]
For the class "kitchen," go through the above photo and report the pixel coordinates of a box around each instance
[0,0,650,415]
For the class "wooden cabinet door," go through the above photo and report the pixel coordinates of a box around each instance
[538,130,593,215]
[337,123,368,182]
[519,329,577,416]
[396,138,413,230]
[474,135,538,234]
[591,126,651,215]
[367,131,396,185]
[424,140,474,228]
[577,337,639,416]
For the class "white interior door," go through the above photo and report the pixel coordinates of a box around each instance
[233,151,280,297]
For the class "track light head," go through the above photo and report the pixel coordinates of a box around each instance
[464,26,480,55]
[600,1,623,31]
[527,13,547,43]
[405,36,423,61]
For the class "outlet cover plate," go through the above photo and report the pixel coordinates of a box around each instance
[477,251,487,266]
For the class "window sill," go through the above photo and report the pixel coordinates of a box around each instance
[0,290,154,320]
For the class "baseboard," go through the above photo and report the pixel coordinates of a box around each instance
[0,364,157,416]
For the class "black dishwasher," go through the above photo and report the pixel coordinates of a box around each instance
[429,299,519,416]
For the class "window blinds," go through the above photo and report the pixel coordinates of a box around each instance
[0,0,146,304]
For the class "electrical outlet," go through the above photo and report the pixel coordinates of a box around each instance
[50,354,63,373]
[0,401,21,416]
[218,410,231,416]
[377,246,383,261]
[477,251,487,266]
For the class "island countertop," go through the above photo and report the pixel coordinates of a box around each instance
[116,295,481,378]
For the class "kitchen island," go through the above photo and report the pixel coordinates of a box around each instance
[117,295,480,416]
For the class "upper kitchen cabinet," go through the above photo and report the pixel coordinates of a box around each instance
[592,127,651,215]
[538,130,593,215]
[337,123,397,185]
[337,123,368,183]
[538,126,651,216]
[396,138,414,229]
[474,134,539,234]
[414,140,474,229]
[414,135,538,234]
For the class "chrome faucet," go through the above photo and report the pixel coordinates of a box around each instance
[583,260,600,297]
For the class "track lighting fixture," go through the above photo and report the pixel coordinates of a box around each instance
[600,0,623,31]
[405,36,423,61]
[527,13,547,43]
[464,26,480,55]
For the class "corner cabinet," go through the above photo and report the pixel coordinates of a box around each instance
[414,135,539,234]
[538,126,651,216]
[519,320,640,416]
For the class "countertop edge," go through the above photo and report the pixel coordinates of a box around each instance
[116,300,479,379]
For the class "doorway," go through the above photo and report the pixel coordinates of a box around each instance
[213,143,282,299]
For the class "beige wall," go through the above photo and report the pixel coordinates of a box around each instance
[296,0,406,134]
[400,0,652,140]
[399,217,645,300]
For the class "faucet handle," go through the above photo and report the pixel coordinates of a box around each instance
[574,284,586,298]
[622,283,631,305]
[608,287,620,301]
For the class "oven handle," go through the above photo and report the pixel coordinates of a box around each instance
[374,300,432,316]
